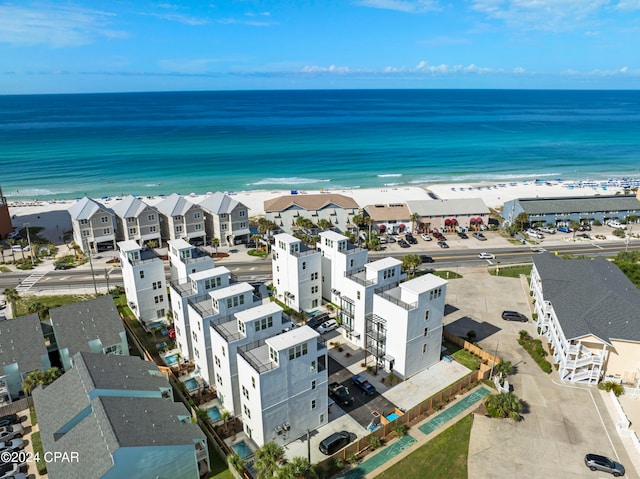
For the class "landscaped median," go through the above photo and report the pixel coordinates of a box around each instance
[518,330,552,373]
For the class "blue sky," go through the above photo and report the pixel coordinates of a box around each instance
[2,0,640,94]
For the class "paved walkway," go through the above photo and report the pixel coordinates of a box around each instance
[336,386,491,479]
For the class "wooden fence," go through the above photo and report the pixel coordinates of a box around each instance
[0,397,33,417]
[443,329,500,380]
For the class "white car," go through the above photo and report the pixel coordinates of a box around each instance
[525,229,544,239]
[420,234,432,241]
[316,319,338,334]
[607,221,627,230]
[478,252,495,259]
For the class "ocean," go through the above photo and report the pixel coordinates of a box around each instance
[1,89,639,200]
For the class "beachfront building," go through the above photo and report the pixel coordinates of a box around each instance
[210,302,292,416]
[48,296,129,371]
[236,326,328,447]
[34,351,209,479]
[502,195,640,228]
[154,193,206,245]
[68,196,117,253]
[272,233,322,312]
[0,314,51,403]
[186,282,263,387]
[0,185,12,239]
[198,192,251,247]
[169,266,232,362]
[406,198,490,232]
[368,274,447,378]
[118,240,167,329]
[531,254,640,385]
[264,193,359,235]
[110,195,162,246]
[317,230,368,304]
[168,238,215,282]
[363,203,412,234]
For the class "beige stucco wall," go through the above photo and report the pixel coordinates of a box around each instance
[606,339,640,384]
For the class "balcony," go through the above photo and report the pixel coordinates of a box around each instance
[345,267,375,287]
[237,339,278,374]
[374,284,416,311]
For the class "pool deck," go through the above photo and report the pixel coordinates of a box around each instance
[337,385,491,479]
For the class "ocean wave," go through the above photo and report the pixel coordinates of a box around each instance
[383,183,400,186]
[410,172,565,184]
[377,174,403,178]
[248,177,331,186]
[5,188,72,197]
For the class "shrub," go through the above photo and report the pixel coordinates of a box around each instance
[393,422,408,437]
[485,392,523,421]
[466,330,477,341]
[369,435,382,450]
[346,453,359,465]
[612,229,626,238]
[601,380,625,397]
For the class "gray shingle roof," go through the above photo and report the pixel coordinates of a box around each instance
[515,195,640,215]
[533,254,640,343]
[110,195,150,219]
[49,296,124,356]
[406,198,489,216]
[198,191,244,214]
[0,314,48,373]
[67,196,105,220]
[154,193,199,216]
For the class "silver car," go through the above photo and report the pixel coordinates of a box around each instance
[584,454,625,477]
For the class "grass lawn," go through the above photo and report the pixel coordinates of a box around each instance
[431,270,463,280]
[451,349,481,370]
[376,414,473,479]
[488,265,532,278]
[14,293,95,319]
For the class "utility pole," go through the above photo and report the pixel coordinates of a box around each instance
[24,223,34,266]
[84,238,98,295]
[489,341,501,380]
[105,268,111,294]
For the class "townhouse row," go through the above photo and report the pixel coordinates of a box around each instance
[68,191,251,253]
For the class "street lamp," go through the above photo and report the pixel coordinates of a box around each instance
[489,341,502,380]
[105,268,111,294]
[23,223,34,266]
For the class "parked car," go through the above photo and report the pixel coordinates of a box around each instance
[306,313,330,330]
[557,226,571,233]
[538,226,556,234]
[10,245,22,253]
[317,319,338,334]
[607,220,627,230]
[501,311,528,322]
[319,431,352,455]
[351,374,376,395]
[0,439,24,453]
[398,239,410,248]
[405,234,418,245]
[457,232,469,239]
[472,232,487,241]
[379,236,387,244]
[420,255,435,263]
[579,224,592,231]
[420,233,432,241]
[385,235,396,243]
[6,231,20,240]
[0,463,21,479]
[0,425,23,442]
[584,454,625,477]
[478,252,494,259]
[437,241,449,248]
[0,415,18,428]
[525,229,544,239]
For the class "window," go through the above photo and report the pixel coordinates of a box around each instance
[174,215,183,221]
[194,348,200,358]
[101,216,109,223]
[150,225,157,233]
[104,344,119,355]
[139,270,145,279]
[156,309,165,318]
[103,228,110,235]
[311,272,318,280]
[194,212,201,219]
[154,295,164,304]
[239,210,246,217]
[128,227,136,235]
[192,331,198,342]
[311,399,316,410]
[82,230,90,237]
[425,310,430,321]
[320,414,325,424]
[311,360,316,371]
[424,327,428,337]
[195,223,202,230]
[152,281,162,290]
[216,374,223,385]
[357,291,361,300]
[238,320,246,334]
[243,405,251,419]
[240,222,247,228]
[423,344,427,354]
[311,380,316,390]
[242,385,250,400]
[311,286,318,294]
[255,316,273,332]
[176,225,183,233]
[80,219,88,225]
[350,259,354,267]
[227,298,233,308]
[215,356,221,367]
[148,214,155,221]
[302,262,306,270]
[221,224,227,230]
[222,346,225,356]
[252,376,256,388]
[288,343,308,360]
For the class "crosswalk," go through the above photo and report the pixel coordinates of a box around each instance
[16,270,48,293]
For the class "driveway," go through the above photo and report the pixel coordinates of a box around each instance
[445,266,639,479]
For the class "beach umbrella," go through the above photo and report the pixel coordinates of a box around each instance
[451,218,458,224]
[444,219,451,226]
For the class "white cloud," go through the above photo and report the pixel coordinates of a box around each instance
[513,66,525,73]
[356,0,440,13]
[301,65,351,73]
[561,66,638,76]
[615,0,640,10]
[470,0,611,31]
[0,4,126,47]
[415,60,493,74]
[147,12,208,25]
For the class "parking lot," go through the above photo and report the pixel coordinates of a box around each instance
[0,408,38,479]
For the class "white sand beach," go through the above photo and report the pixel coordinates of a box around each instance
[7,180,633,246]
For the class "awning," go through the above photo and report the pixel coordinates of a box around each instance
[476,217,483,223]
[451,218,458,224]
[379,225,386,232]
[398,223,406,229]
[444,219,451,225]
[469,218,477,223]
[233,228,251,237]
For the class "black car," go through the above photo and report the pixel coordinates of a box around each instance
[420,255,435,263]
[306,313,330,330]
[457,232,469,239]
[398,239,410,248]
[501,311,528,322]
[0,414,18,428]
[405,234,418,245]
[437,241,449,248]
[584,454,625,477]
[319,431,351,455]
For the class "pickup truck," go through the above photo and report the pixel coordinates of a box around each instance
[351,375,376,395]
[328,382,354,406]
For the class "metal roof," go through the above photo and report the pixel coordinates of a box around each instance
[513,195,640,215]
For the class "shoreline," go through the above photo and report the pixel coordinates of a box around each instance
[7,178,638,246]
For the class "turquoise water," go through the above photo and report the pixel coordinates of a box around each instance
[339,434,417,479]
[207,407,221,421]
[184,378,198,390]
[147,320,165,330]
[386,412,400,422]
[164,354,179,366]
[233,440,253,458]
[1,90,640,200]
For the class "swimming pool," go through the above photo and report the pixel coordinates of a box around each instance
[147,320,165,330]
[386,412,400,422]
[207,407,221,421]
[164,354,179,366]
[233,440,253,458]
[184,378,198,390]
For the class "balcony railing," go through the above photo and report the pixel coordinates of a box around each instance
[345,267,375,286]
[237,339,278,374]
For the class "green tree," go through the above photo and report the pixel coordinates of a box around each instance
[4,288,20,315]
[317,218,331,231]
[210,237,220,254]
[27,299,47,320]
[513,212,530,231]
[220,410,231,433]
[21,367,62,396]
[485,392,523,421]
[401,254,421,276]
[569,220,581,239]
[601,380,625,397]
[147,239,158,249]
[410,212,420,233]
[367,233,381,251]
[228,453,248,476]
[252,233,263,250]
[393,422,408,437]
[495,360,514,377]
[276,457,318,479]
[254,441,285,479]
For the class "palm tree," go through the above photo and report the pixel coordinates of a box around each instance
[228,453,248,476]
[276,457,318,479]
[569,220,581,239]
[4,288,20,315]
[485,392,523,421]
[410,212,420,233]
[6,239,16,263]
[402,254,421,276]
[254,442,285,479]
[513,212,530,231]
[495,360,514,377]
[210,237,220,254]
[251,233,263,250]
[317,218,331,231]
[147,239,158,249]
[27,299,47,320]
[220,410,231,433]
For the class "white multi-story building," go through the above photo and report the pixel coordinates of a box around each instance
[155,193,206,245]
[168,239,215,283]
[111,195,162,246]
[210,302,292,415]
[272,233,322,312]
[186,282,262,387]
[198,192,251,247]
[368,274,446,378]
[236,326,328,447]
[68,197,117,253]
[118,240,167,328]
[169,266,232,362]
